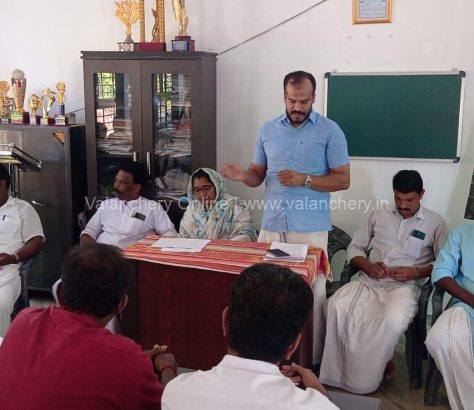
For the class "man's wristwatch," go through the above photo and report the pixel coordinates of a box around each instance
[304,174,313,188]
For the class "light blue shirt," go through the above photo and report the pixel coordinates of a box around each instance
[251,111,349,232]
[431,224,474,316]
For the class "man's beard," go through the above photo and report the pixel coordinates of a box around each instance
[287,109,310,125]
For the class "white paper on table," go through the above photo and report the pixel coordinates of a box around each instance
[159,248,202,253]
[152,238,210,251]
[263,241,309,263]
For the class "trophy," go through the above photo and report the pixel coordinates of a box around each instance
[40,87,56,125]
[55,82,68,125]
[137,0,166,51]
[171,0,195,51]
[10,69,30,124]
[28,94,42,125]
[115,0,140,51]
[0,81,10,124]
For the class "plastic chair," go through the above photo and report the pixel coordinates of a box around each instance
[424,285,451,406]
[326,225,352,297]
[11,256,38,320]
[327,225,352,262]
[338,262,433,389]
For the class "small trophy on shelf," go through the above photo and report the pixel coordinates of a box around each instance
[10,69,30,124]
[171,0,194,51]
[40,87,56,125]
[115,0,140,51]
[28,94,42,125]
[0,81,11,124]
[55,82,68,125]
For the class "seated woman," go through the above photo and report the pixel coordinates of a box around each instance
[179,168,257,241]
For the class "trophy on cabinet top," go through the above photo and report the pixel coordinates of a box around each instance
[171,0,194,51]
[40,87,56,126]
[0,81,11,124]
[137,0,166,52]
[10,69,30,124]
[54,82,69,125]
[28,94,42,125]
[115,0,140,51]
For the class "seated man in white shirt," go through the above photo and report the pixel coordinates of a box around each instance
[0,164,44,337]
[162,263,338,410]
[54,162,176,332]
[81,161,177,248]
[320,170,448,394]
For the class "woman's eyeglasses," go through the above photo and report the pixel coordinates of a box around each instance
[193,184,214,194]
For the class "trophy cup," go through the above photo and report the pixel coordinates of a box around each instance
[115,0,140,51]
[10,69,30,124]
[55,82,68,125]
[40,87,56,125]
[0,81,10,124]
[137,0,166,51]
[171,0,195,51]
[28,94,42,125]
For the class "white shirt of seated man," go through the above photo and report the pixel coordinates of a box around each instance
[80,169,177,248]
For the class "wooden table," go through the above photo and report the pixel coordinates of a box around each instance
[123,236,329,370]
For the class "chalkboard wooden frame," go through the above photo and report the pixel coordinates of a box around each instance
[323,71,466,162]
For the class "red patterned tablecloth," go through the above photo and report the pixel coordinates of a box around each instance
[123,235,330,285]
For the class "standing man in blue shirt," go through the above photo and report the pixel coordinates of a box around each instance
[221,71,350,363]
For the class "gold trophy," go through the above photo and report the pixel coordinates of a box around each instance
[171,0,194,51]
[137,0,166,51]
[40,87,56,125]
[0,81,11,123]
[28,94,42,125]
[115,0,140,51]
[10,69,30,124]
[139,0,145,42]
[55,82,68,125]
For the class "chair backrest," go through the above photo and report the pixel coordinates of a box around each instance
[327,225,352,262]
[11,255,39,319]
[430,285,454,326]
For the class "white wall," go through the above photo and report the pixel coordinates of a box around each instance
[2,0,473,234]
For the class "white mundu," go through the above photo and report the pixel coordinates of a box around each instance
[320,206,448,393]
[258,230,328,364]
[426,306,474,410]
[0,196,44,336]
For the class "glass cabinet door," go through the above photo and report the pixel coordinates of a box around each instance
[152,73,192,200]
[93,72,134,196]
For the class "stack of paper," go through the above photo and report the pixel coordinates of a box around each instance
[263,241,309,263]
[152,238,210,253]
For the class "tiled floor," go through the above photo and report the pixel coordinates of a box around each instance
[369,342,450,409]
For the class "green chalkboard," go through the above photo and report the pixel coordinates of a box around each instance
[324,72,465,161]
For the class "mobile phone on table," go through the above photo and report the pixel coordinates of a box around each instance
[268,248,290,257]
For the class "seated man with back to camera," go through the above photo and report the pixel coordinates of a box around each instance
[0,164,44,337]
[425,223,474,410]
[81,161,177,248]
[0,244,177,409]
[320,170,449,394]
[163,263,338,409]
[179,168,257,241]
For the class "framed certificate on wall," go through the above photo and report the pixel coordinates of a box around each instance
[353,0,392,24]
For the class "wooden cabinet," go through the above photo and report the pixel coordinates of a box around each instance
[0,124,86,291]
[82,51,216,213]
